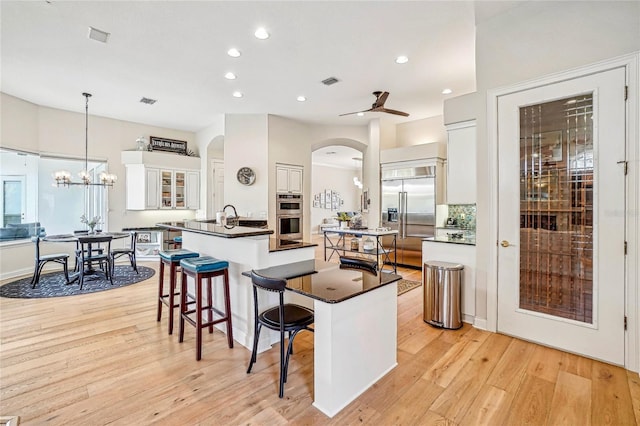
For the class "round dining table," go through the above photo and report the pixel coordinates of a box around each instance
[43,232,130,280]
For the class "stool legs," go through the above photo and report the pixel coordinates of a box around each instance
[179,268,233,361]
[157,259,180,335]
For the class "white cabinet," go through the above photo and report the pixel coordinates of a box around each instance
[122,151,200,210]
[186,171,200,210]
[446,120,476,204]
[276,164,303,194]
[125,165,161,210]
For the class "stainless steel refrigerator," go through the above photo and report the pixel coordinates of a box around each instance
[381,166,436,268]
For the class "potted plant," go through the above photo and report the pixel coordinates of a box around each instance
[337,212,351,229]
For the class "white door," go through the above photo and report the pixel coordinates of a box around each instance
[211,160,224,215]
[497,67,626,364]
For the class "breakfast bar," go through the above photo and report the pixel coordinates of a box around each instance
[244,260,402,417]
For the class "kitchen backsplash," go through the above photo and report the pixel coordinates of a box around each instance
[448,204,476,230]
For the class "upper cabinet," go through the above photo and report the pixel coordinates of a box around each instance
[446,120,476,204]
[276,164,303,194]
[122,151,200,210]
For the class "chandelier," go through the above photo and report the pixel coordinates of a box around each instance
[53,92,117,187]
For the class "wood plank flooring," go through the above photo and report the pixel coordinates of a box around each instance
[1,251,640,424]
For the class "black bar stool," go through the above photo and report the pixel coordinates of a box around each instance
[157,249,199,334]
[178,256,233,361]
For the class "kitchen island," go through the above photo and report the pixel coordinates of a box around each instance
[244,260,401,417]
[157,221,316,352]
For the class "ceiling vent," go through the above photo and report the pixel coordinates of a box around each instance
[321,77,340,86]
[140,97,157,105]
[88,26,110,43]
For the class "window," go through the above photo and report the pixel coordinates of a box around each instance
[0,148,108,240]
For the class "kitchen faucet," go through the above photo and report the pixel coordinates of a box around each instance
[223,204,238,225]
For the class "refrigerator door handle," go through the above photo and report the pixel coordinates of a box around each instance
[397,192,403,238]
[402,191,408,238]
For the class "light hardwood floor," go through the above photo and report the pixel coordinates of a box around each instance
[1,244,639,424]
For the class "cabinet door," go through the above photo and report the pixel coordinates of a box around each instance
[160,170,174,209]
[174,171,186,208]
[145,168,160,209]
[446,121,476,204]
[276,167,289,193]
[186,171,200,210]
[288,167,303,193]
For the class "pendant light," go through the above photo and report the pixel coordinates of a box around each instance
[53,92,116,187]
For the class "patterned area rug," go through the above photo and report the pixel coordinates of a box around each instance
[397,279,422,296]
[0,265,155,299]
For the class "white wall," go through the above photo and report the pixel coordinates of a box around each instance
[311,164,361,233]
[396,115,447,147]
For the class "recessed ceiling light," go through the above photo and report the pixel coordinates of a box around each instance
[357,112,364,117]
[297,96,306,102]
[395,55,409,64]
[442,88,453,95]
[254,27,270,40]
[232,91,243,98]
[227,48,241,58]
[225,72,237,80]
[88,26,110,43]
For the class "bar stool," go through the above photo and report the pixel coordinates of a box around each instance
[178,256,233,360]
[173,236,182,249]
[157,249,199,334]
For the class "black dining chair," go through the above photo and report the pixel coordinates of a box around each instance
[30,236,71,288]
[76,235,113,289]
[73,230,104,272]
[247,271,314,398]
[338,255,378,275]
[110,231,138,276]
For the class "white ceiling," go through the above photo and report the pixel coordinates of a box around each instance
[0,0,500,134]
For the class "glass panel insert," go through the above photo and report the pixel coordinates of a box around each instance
[519,94,593,323]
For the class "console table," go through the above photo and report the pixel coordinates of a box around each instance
[323,228,398,273]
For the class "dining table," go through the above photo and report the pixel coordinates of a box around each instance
[43,232,129,279]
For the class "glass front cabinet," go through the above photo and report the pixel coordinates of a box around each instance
[161,170,186,209]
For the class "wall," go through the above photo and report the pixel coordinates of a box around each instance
[195,114,224,218]
[460,1,640,325]
[311,164,361,233]
[396,115,447,147]
[0,93,197,279]
[224,114,269,218]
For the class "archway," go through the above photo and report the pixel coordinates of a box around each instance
[206,135,224,217]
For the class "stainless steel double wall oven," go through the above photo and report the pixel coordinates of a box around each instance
[276,193,303,241]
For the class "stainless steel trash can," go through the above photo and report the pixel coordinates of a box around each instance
[423,260,464,329]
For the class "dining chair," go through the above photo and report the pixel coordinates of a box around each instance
[30,236,71,288]
[110,231,138,276]
[247,271,314,398]
[73,230,104,272]
[76,235,113,289]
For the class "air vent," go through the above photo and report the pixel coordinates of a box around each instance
[88,26,110,43]
[140,97,157,105]
[321,77,340,86]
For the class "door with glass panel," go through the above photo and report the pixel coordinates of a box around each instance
[1,176,26,226]
[497,67,626,364]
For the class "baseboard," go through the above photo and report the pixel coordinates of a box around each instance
[473,317,488,330]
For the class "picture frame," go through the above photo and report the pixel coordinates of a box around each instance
[362,188,370,213]
[313,200,320,208]
[136,232,151,244]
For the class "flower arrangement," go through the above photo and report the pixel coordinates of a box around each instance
[80,214,101,233]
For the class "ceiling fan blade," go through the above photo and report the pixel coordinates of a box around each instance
[380,108,410,117]
[373,91,389,108]
[339,108,372,117]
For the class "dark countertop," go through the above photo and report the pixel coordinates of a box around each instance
[242,260,401,304]
[157,221,273,239]
[122,226,165,231]
[423,236,476,246]
[269,239,317,252]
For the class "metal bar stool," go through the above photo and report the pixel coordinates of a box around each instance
[158,249,199,334]
[178,256,233,360]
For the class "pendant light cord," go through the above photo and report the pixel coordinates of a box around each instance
[83,92,91,174]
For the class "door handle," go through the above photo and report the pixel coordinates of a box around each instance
[500,240,510,247]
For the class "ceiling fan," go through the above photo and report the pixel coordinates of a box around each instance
[339,91,409,117]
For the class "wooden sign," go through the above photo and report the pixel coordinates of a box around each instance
[150,136,187,155]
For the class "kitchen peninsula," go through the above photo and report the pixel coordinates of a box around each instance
[157,221,317,353]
